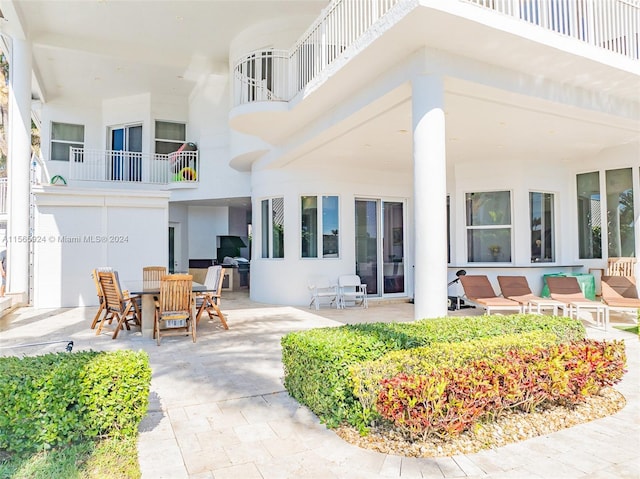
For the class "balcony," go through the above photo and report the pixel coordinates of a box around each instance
[232,0,639,108]
[67,148,199,187]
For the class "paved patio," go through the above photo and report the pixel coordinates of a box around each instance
[0,292,638,478]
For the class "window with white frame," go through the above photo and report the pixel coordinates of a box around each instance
[530,192,555,263]
[606,168,635,258]
[301,195,339,258]
[577,172,602,259]
[261,197,284,258]
[155,121,185,154]
[465,191,512,262]
[51,122,84,161]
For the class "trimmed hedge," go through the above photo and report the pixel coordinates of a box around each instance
[0,350,151,454]
[281,314,585,429]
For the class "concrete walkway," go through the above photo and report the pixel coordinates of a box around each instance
[0,293,638,478]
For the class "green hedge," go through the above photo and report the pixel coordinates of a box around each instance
[0,350,151,454]
[281,314,585,429]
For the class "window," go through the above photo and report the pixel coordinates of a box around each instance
[530,192,555,262]
[51,122,84,161]
[261,197,284,258]
[577,172,602,259]
[155,121,185,154]
[301,195,339,258]
[466,191,512,262]
[606,168,635,257]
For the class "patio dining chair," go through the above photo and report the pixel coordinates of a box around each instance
[497,275,565,315]
[96,270,141,339]
[195,265,228,329]
[458,275,522,315]
[546,276,609,329]
[338,274,368,309]
[90,266,113,329]
[143,266,167,282]
[154,274,196,345]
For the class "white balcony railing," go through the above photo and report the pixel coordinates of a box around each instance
[233,0,640,107]
[68,148,199,185]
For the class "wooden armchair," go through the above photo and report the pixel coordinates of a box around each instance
[154,274,196,345]
[96,271,141,339]
[90,267,112,329]
[607,257,637,277]
[195,265,228,329]
[143,266,167,282]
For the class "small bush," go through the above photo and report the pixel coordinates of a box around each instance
[350,330,562,422]
[376,339,626,440]
[281,314,585,429]
[0,350,151,454]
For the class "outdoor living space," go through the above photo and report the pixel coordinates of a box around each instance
[1,290,638,479]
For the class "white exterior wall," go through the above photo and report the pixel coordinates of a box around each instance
[250,166,411,306]
[32,187,169,308]
[187,206,228,260]
[40,102,102,181]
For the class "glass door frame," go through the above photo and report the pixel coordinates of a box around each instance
[354,197,407,299]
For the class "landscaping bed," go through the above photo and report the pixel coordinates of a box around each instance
[281,314,627,453]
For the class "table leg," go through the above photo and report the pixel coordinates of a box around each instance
[141,295,155,339]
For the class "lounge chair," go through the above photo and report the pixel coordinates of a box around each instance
[546,276,609,329]
[458,275,522,315]
[497,275,565,315]
[601,276,640,323]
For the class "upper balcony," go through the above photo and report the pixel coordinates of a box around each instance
[61,148,199,188]
[232,0,639,114]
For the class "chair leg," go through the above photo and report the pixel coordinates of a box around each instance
[111,313,124,339]
[211,301,229,330]
[90,302,105,329]
[155,311,161,346]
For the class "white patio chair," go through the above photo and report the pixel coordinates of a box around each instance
[308,275,338,310]
[338,274,368,309]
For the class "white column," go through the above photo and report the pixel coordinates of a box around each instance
[7,38,32,300]
[412,75,448,320]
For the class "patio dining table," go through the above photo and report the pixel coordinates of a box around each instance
[124,280,211,339]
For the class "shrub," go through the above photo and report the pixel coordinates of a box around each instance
[281,314,585,429]
[0,350,151,454]
[350,330,562,423]
[376,339,626,440]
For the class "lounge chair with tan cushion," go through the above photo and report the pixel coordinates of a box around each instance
[546,276,609,329]
[601,276,640,323]
[459,275,522,315]
[497,275,565,315]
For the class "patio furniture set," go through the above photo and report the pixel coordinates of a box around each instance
[91,265,228,345]
[307,274,368,310]
[456,257,640,330]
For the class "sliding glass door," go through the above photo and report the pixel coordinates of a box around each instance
[355,199,405,297]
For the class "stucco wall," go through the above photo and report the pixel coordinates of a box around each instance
[32,187,169,308]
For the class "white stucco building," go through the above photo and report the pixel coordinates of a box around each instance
[0,0,638,318]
